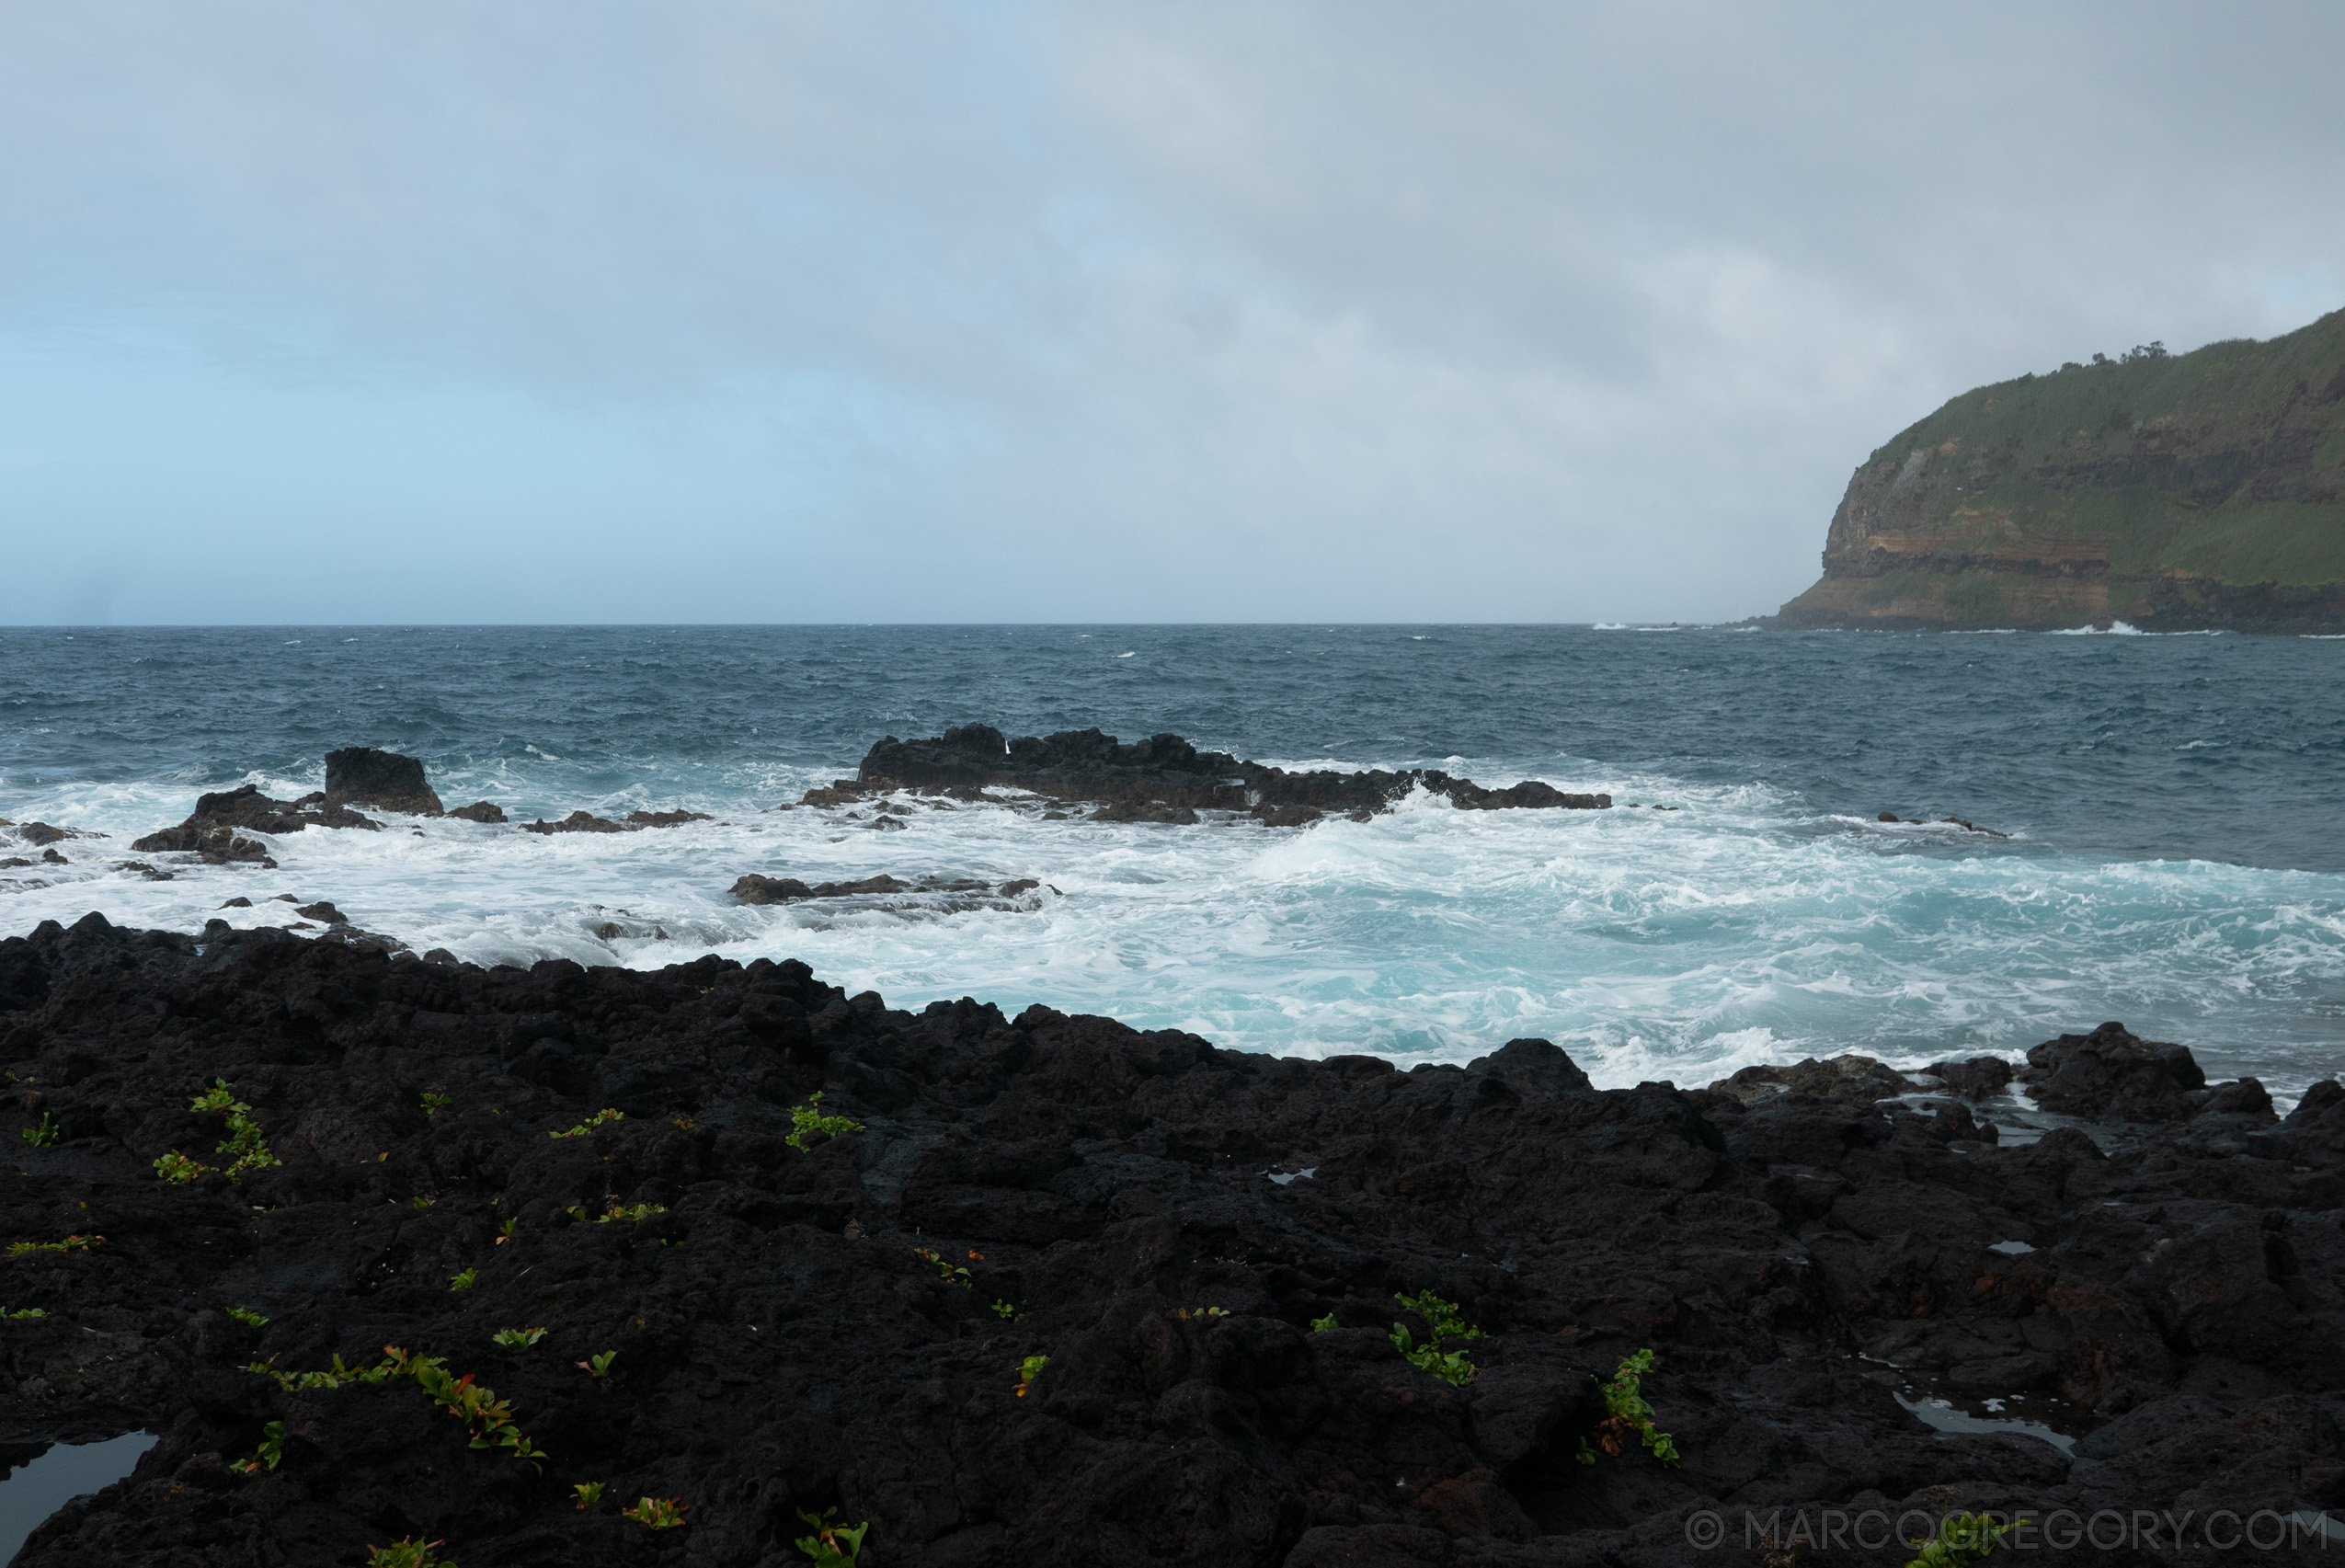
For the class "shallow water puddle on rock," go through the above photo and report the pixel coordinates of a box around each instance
[0,1432,156,1562]
[1894,1392,2078,1455]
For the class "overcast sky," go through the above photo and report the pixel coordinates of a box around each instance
[3,2,2340,624]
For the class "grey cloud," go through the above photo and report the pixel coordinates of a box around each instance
[0,0,2339,621]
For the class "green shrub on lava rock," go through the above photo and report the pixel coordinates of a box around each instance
[1905,1512,2016,1568]
[785,1092,864,1150]
[1575,1347,1679,1467]
[795,1507,867,1564]
[1389,1290,1482,1386]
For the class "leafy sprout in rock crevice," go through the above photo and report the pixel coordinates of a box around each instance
[549,1108,623,1139]
[1013,1354,1049,1398]
[1575,1347,1679,1467]
[785,1092,864,1151]
[19,1112,59,1147]
[622,1495,687,1529]
[367,1539,457,1568]
[914,1246,972,1288]
[6,1233,104,1258]
[1390,1290,1482,1387]
[239,1420,284,1473]
[572,1481,604,1510]
[492,1326,547,1349]
[246,1345,547,1471]
[226,1305,269,1328]
[795,1506,868,1565]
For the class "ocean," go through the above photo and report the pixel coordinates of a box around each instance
[3,624,2339,1097]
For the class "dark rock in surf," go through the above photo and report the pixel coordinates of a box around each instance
[626,809,713,828]
[857,725,1611,822]
[322,746,444,816]
[522,810,628,835]
[730,873,1049,907]
[131,783,378,856]
[1707,1052,1919,1108]
[1927,1055,2015,1100]
[2021,1020,2206,1122]
[446,801,508,824]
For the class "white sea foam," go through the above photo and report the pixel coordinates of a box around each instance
[6,755,2339,1094]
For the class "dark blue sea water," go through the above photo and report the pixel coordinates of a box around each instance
[4,624,2340,1092]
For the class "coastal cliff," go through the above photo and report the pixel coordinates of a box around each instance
[1775,307,2345,632]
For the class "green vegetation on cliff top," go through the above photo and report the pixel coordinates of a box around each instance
[1779,307,2345,629]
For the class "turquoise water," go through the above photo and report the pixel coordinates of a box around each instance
[2,624,2339,1093]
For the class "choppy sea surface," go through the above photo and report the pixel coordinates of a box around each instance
[2,624,2339,1096]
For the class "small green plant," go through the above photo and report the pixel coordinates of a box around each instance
[1309,1312,1340,1333]
[3,1305,47,1320]
[596,1200,668,1224]
[421,1090,452,1116]
[1172,1306,1230,1322]
[1390,1290,1482,1387]
[913,1246,972,1288]
[19,1113,59,1148]
[411,1195,437,1210]
[990,1299,1019,1320]
[239,1419,285,1473]
[492,1326,547,1348]
[795,1506,868,1565]
[549,1108,623,1139]
[6,1233,104,1259]
[188,1080,280,1180]
[622,1495,687,1529]
[366,1538,456,1568]
[450,1267,479,1291]
[154,1150,212,1183]
[785,1092,864,1151]
[578,1349,618,1379]
[572,1481,605,1510]
[246,1345,545,1470]
[1904,1512,2016,1568]
[1013,1353,1048,1397]
[1574,1348,1679,1468]
[497,1217,519,1242]
[227,1305,269,1328]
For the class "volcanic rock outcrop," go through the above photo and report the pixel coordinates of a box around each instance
[4,917,2341,1566]
[322,747,445,818]
[730,874,1047,909]
[851,726,1610,827]
[128,749,491,867]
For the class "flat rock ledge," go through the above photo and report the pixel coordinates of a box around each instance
[4,916,2342,1567]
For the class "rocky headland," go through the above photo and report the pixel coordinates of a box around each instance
[5,917,2342,1566]
[1773,308,2345,633]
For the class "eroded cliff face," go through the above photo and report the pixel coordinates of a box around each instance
[1776,308,2345,631]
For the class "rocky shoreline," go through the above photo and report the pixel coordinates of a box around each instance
[4,916,2340,1566]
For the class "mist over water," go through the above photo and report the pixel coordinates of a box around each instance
[3,625,2339,1095]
